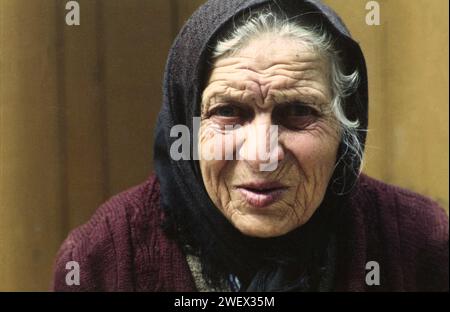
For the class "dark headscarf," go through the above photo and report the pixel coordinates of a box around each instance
[154,0,368,291]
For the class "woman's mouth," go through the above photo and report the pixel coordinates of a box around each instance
[235,181,288,208]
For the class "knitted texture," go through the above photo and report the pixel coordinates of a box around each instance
[52,176,195,291]
[52,174,448,291]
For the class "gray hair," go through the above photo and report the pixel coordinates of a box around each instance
[211,11,364,182]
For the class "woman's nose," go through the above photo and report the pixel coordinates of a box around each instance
[238,114,285,172]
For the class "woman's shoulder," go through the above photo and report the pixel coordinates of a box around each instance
[349,174,448,291]
[52,174,194,291]
[354,174,448,231]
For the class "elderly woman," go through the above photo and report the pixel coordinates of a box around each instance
[53,0,448,292]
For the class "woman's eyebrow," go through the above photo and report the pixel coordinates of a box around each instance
[203,81,331,111]
[208,90,326,105]
[269,88,330,107]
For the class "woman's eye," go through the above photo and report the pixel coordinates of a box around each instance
[287,104,315,117]
[214,105,240,117]
[208,104,251,125]
[273,102,319,129]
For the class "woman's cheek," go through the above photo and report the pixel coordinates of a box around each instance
[199,122,234,160]
[198,125,234,208]
[282,129,339,202]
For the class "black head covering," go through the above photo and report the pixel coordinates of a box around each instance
[154,0,368,291]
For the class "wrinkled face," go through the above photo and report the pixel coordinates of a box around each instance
[199,35,341,238]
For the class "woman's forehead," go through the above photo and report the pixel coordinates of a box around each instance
[213,35,323,71]
[202,37,331,108]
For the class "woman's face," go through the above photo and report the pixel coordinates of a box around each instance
[199,35,341,238]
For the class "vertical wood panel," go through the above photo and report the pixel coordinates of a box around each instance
[103,0,173,196]
[383,0,448,208]
[322,0,389,181]
[63,0,108,230]
[323,0,448,210]
[0,0,64,291]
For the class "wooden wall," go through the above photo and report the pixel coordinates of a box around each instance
[323,0,449,212]
[0,0,447,291]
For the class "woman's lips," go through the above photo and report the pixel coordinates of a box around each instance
[235,181,288,208]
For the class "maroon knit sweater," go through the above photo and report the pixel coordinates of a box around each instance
[52,174,448,291]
